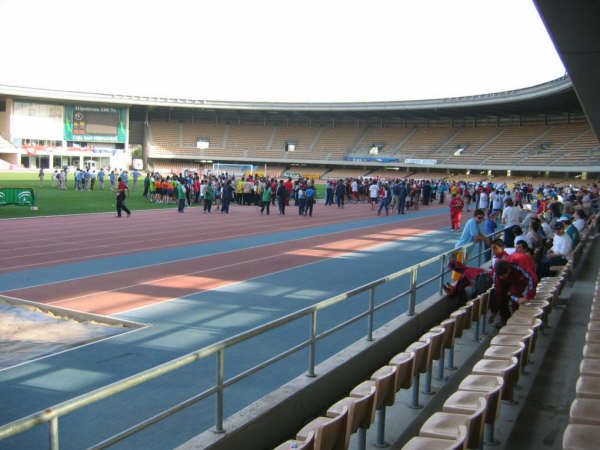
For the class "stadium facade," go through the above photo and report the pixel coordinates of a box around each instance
[0,74,598,180]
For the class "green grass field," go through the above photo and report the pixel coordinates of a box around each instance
[0,172,173,218]
[0,172,327,218]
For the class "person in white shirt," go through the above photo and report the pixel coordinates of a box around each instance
[479,190,489,210]
[501,198,522,247]
[368,182,379,209]
[491,190,504,212]
[573,209,586,232]
[351,180,359,203]
[539,221,572,277]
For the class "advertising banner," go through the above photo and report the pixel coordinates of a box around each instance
[0,187,36,207]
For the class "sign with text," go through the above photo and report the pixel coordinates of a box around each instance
[65,105,127,143]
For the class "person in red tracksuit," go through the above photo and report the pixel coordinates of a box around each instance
[449,193,465,231]
[115,177,131,218]
[492,256,538,326]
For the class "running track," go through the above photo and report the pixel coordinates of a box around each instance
[0,201,466,450]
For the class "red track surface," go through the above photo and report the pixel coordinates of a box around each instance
[1,202,453,315]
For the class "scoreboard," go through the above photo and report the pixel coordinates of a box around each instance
[65,105,127,143]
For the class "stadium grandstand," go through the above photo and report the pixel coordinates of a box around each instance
[1,73,599,184]
[2,1,600,450]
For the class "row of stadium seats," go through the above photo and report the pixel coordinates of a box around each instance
[271,283,497,449]
[402,216,597,449]
[271,218,596,450]
[562,271,600,449]
[148,120,599,168]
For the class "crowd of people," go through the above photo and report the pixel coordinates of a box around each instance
[140,172,319,216]
[46,167,143,192]
[443,179,599,329]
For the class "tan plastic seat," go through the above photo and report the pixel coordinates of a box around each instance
[421,327,446,368]
[273,431,315,450]
[450,309,467,339]
[406,339,432,408]
[563,423,600,450]
[506,315,536,326]
[350,382,378,425]
[583,343,600,359]
[389,351,415,391]
[585,331,600,344]
[569,398,600,426]
[484,343,525,379]
[524,300,551,319]
[580,358,600,377]
[589,308,600,320]
[575,376,600,400]
[401,424,468,450]
[498,326,537,354]
[481,291,491,316]
[512,306,544,321]
[469,296,482,324]
[296,406,348,450]
[407,339,432,377]
[588,321,600,332]
[458,375,504,425]
[419,412,471,444]
[440,318,457,351]
[327,390,375,449]
[472,357,519,401]
[442,393,487,449]
[461,302,474,330]
[489,336,530,366]
[371,365,399,408]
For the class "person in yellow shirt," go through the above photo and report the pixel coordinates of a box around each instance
[235,178,244,204]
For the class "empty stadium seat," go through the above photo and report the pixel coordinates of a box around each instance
[274,431,315,450]
[401,424,468,450]
[296,406,348,450]
[563,424,600,450]
[327,386,375,450]
[580,358,600,377]
[457,375,504,444]
[471,357,519,401]
[569,398,600,426]
[441,395,488,449]
[406,339,432,409]
[575,376,600,400]
[420,327,446,394]
[483,343,525,380]
[419,398,485,450]
[389,351,416,391]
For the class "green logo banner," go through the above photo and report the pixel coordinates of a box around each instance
[0,187,36,206]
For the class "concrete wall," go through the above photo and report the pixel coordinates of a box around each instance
[178,292,458,450]
[0,97,11,138]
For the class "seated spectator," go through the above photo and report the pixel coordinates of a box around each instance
[573,209,587,232]
[443,259,491,307]
[538,221,573,277]
[558,214,580,247]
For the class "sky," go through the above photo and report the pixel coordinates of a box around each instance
[0,0,566,103]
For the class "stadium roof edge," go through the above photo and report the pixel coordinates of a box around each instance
[0,75,573,113]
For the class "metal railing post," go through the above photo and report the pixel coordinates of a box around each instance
[408,267,418,316]
[308,310,317,377]
[440,253,447,294]
[367,287,375,341]
[215,349,225,433]
[49,417,59,450]
[477,240,483,267]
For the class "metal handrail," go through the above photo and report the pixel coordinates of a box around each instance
[0,232,497,449]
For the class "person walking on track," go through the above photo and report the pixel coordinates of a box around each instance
[115,176,131,218]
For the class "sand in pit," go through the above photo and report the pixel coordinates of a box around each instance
[0,301,129,370]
